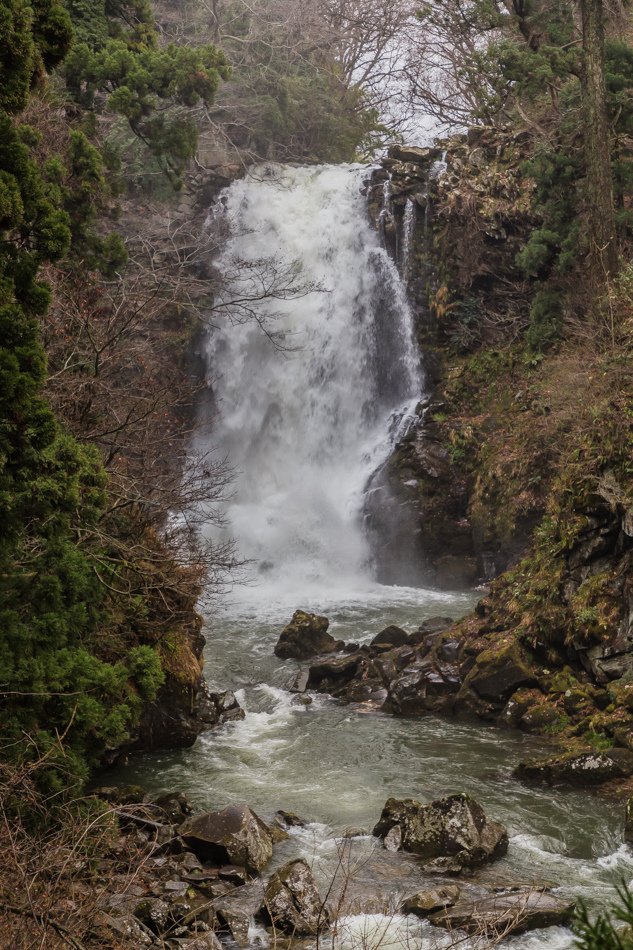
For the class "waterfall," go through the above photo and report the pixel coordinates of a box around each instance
[202,164,422,598]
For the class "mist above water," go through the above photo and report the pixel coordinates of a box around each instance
[203,164,421,600]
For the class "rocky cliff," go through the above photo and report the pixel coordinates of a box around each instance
[360,133,633,764]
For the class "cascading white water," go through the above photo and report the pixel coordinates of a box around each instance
[203,164,422,598]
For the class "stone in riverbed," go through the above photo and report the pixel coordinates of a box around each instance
[515,748,633,786]
[430,887,575,937]
[401,885,461,917]
[307,652,364,688]
[387,658,461,715]
[373,793,508,871]
[262,858,328,936]
[408,616,455,646]
[180,804,273,872]
[371,625,409,649]
[214,881,265,946]
[274,610,342,660]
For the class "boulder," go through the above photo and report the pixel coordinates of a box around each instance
[307,653,364,688]
[104,913,153,946]
[430,887,575,937]
[215,905,250,946]
[515,748,633,786]
[408,617,454,646]
[134,897,171,935]
[401,885,461,917]
[180,805,273,872]
[262,858,327,936]
[388,659,461,715]
[147,790,194,825]
[198,688,246,729]
[180,935,224,950]
[386,144,443,165]
[462,639,535,701]
[214,881,265,946]
[373,794,508,871]
[371,626,409,649]
[274,610,342,660]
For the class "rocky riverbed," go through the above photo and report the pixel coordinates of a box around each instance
[276,609,633,790]
[93,785,577,948]
[107,589,633,950]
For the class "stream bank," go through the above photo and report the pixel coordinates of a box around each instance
[107,592,633,950]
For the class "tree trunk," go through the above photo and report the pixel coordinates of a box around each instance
[579,0,618,281]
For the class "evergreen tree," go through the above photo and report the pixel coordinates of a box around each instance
[63,0,230,185]
[0,0,164,785]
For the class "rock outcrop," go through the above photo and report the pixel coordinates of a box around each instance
[373,793,508,872]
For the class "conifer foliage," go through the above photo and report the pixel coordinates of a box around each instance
[0,0,166,785]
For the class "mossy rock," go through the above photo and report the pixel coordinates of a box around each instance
[464,638,536,701]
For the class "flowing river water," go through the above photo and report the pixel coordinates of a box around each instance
[112,166,633,949]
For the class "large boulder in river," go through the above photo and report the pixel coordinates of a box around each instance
[274,610,342,660]
[262,858,327,935]
[180,805,273,872]
[373,793,508,871]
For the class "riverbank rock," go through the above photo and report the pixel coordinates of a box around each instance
[180,805,273,872]
[198,689,246,729]
[274,610,342,660]
[430,886,575,937]
[262,859,327,936]
[371,626,410,648]
[373,794,508,871]
[214,881,266,946]
[515,748,633,786]
[461,639,535,701]
[401,885,461,916]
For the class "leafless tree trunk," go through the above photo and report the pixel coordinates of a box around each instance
[579,0,618,281]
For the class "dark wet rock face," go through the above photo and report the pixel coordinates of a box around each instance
[261,859,327,936]
[274,610,343,660]
[373,794,508,872]
[180,805,273,872]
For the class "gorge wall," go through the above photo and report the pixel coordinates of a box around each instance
[358,133,633,762]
